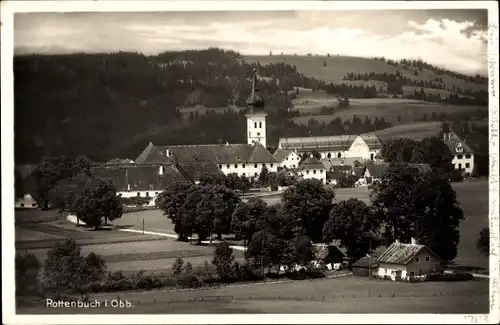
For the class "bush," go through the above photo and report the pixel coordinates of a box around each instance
[120,196,152,206]
[176,274,202,288]
[172,258,184,276]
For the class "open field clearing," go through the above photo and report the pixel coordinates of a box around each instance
[374,121,443,141]
[244,55,487,92]
[292,100,485,125]
[19,276,488,314]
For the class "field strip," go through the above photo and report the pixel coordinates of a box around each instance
[119,228,247,252]
[444,270,489,279]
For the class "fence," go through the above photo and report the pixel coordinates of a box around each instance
[89,289,489,306]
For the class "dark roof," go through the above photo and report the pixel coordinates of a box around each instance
[273,149,297,162]
[352,256,379,268]
[326,171,344,180]
[322,157,364,168]
[177,161,224,181]
[298,157,325,170]
[92,164,190,191]
[330,165,352,172]
[445,132,475,155]
[136,142,172,164]
[352,166,366,177]
[314,244,347,261]
[365,163,389,178]
[279,135,357,152]
[158,142,275,164]
[376,242,441,265]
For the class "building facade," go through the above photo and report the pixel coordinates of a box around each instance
[273,149,301,169]
[443,132,475,175]
[296,156,327,184]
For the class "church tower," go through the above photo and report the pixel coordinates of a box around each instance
[246,68,267,148]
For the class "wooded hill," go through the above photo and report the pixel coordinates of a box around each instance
[14,48,488,164]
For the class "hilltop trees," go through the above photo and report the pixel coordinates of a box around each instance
[370,164,464,261]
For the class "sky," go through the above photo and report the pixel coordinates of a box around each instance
[14,9,489,75]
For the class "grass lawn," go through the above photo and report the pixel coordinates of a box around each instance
[18,276,489,314]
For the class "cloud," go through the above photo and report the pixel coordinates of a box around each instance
[14,11,487,75]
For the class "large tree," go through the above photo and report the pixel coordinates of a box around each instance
[31,155,92,209]
[281,179,335,242]
[48,173,92,215]
[72,178,122,229]
[411,136,453,172]
[370,163,464,261]
[380,138,417,163]
[230,197,267,246]
[323,199,380,262]
[156,181,197,240]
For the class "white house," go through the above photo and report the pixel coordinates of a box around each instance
[363,163,389,184]
[273,148,301,169]
[278,132,382,162]
[443,132,475,175]
[296,156,327,184]
[376,238,443,280]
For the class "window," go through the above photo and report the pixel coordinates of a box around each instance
[465,154,471,159]
[155,192,158,195]
[146,192,150,197]
[458,163,462,169]
[313,170,316,174]
[337,152,342,158]
[466,163,470,168]
[327,153,331,158]
[118,193,122,197]
[242,173,246,177]
[254,164,257,168]
[306,170,310,174]
[227,164,230,169]
[254,173,258,177]
[219,164,222,169]
[286,157,288,160]
[234,164,238,168]
[270,163,274,168]
[137,192,141,197]
[425,256,430,262]
[320,170,323,173]
[415,257,420,263]
[457,154,463,159]
[262,163,265,168]
[259,122,262,128]
[254,122,257,128]
[242,164,246,168]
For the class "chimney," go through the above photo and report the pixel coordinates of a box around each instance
[411,237,418,245]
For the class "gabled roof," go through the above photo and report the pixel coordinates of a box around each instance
[445,132,475,155]
[135,142,172,164]
[365,163,389,178]
[279,135,357,152]
[273,148,297,162]
[326,171,345,180]
[376,242,442,265]
[177,161,224,181]
[313,244,347,261]
[298,156,326,170]
[92,164,190,191]
[352,166,366,178]
[352,256,379,268]
[322,157,364,168]
[360,132,383,150]
[159,142,276,164]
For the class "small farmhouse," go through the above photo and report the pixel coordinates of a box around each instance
[363,163,390,184]
[296,156,327,184]
[443,131,475,176]
[375,239,443,280]
[272,148,301,169]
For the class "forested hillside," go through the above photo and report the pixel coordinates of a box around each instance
[14,48,488,163]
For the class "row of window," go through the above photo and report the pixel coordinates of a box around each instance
[219,163,274,169]
[305,169,323,175]
[456,163,471,169]
[455,154,472,159]
[253,122,263,128]
[117,192,160,197]
[415,256,430,263]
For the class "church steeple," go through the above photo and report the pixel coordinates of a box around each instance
[246,68,267,148]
